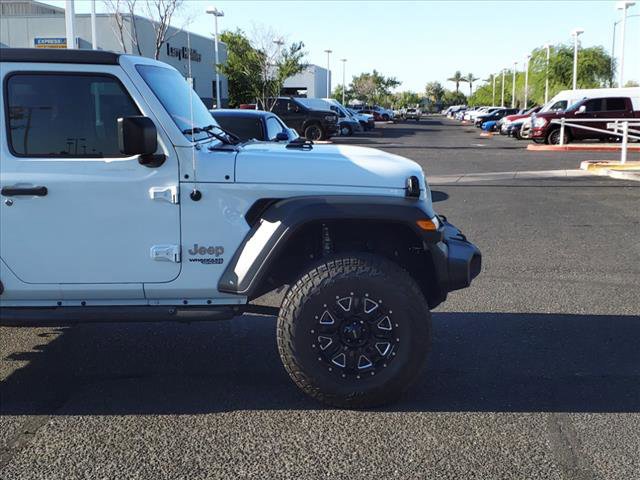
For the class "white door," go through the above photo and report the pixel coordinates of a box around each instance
[0,67,180,286]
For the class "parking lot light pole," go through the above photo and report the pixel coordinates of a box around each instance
[544,44,550,103]
[324,49,332,98]
[571,28,584,90]
[617,1,636,88]
[340,58,347,104]
[511,62,517,108]
[492,74,496,106]
[501,69,505,107]
[206,6,224,109]
[65,0,76,49]
[524,55,531,109]
[90,0,97,49]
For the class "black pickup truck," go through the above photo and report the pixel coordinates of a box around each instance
[267,97,339,141]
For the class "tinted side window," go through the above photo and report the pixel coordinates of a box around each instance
[605,98,627,111]
[585,99,603,112]
[215,116,264,141]
[6,73,139,157]
[265,116,284,140]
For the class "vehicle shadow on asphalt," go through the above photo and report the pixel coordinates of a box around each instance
[1,312,638,415]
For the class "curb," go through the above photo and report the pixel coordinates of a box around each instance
[527,143,640,152]
[579,160,640,182]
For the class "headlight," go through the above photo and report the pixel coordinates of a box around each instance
[533,117,547,128]
[325,115,336,122]
[503,119,511,126]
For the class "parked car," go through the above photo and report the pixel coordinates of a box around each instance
[404,108,421,122]
[498,106,542,135]
[347,108,375,131]
[360,108,384,121]
[321,98,364,136]
[267,97,339,141]
[0,47,481,408]
[530,93,640,144]
[210,109,298,142]
[475,108,520,128]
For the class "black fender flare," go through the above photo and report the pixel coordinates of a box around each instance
[218,196,440,297]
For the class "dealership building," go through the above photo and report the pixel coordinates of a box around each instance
[0,0,229,107]
[282,65,331,99]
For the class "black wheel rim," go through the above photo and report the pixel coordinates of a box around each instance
[311,293,398,379]
[307,126,321,140]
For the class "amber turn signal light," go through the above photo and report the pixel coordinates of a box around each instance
[416,219,438,231]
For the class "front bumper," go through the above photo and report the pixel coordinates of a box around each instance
[423,217,482,307]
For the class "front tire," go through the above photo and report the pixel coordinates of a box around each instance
[304,124,324,141]
[547,128,570,145]
[277,254,431,408]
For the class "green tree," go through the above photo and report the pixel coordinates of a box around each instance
[624,80,640,87]
[442,90,467,107]
[463,73,480,96]
[393,91,421,108]
[425,81,445,104]
[350,70,401,106]
[217,29,307,108]
[447,71,464,93]
[218,30,260,106]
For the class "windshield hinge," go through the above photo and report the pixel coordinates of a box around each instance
[150,245,181,263]
[149,185,179,204]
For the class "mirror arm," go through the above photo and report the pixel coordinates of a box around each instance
[138,153,166,168]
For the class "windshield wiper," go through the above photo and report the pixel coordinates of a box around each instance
[182,124,241,145]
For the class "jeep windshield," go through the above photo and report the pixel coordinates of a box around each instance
[136,64,221,143]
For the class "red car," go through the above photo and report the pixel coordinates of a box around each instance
[360,109,383,121]
[503,105,541,124]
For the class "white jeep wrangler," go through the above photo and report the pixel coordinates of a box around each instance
[0,49,481,408]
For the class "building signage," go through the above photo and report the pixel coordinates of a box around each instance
[34,37,67,49]
[166,43,202,62]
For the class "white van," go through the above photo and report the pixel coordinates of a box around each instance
[541,87,640,113]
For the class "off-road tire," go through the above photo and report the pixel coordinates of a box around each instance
[304,123,324,141]
[277,254,431,409]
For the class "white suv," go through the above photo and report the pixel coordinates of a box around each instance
[0,48,481,408]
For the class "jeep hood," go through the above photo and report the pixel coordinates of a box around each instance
[234,143,424,190]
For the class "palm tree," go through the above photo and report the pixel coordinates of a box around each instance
[447,71,464,93]
[464,73,480,96]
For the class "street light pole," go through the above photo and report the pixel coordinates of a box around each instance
[65,0,76,49]
[617,1,636,88]
[501,69,505,107]
[90,0,97,49]
[511,61,517,108]
[571,28,584,90]
[524,54,531,109]
[544,44,550,104]
[340,58,347,104]
[206,6,224,109]
[492,74,496,106]
[324,49,332,98]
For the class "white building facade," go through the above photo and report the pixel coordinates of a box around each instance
[282,65,331,98]
[0,0,228,107]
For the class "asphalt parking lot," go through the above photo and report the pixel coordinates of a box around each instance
[1,117,639,480]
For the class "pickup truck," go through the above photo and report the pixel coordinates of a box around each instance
[530,95,640,144]
[0,48,481,408]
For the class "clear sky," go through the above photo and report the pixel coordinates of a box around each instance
[43,0,640,93]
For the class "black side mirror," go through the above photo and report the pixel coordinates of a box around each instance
[275,131,289,141]
[118,116,165,167]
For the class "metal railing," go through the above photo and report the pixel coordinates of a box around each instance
[550,117,640,164]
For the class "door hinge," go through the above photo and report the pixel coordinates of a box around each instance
[149,185,179,204]
[150,245,181,263]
